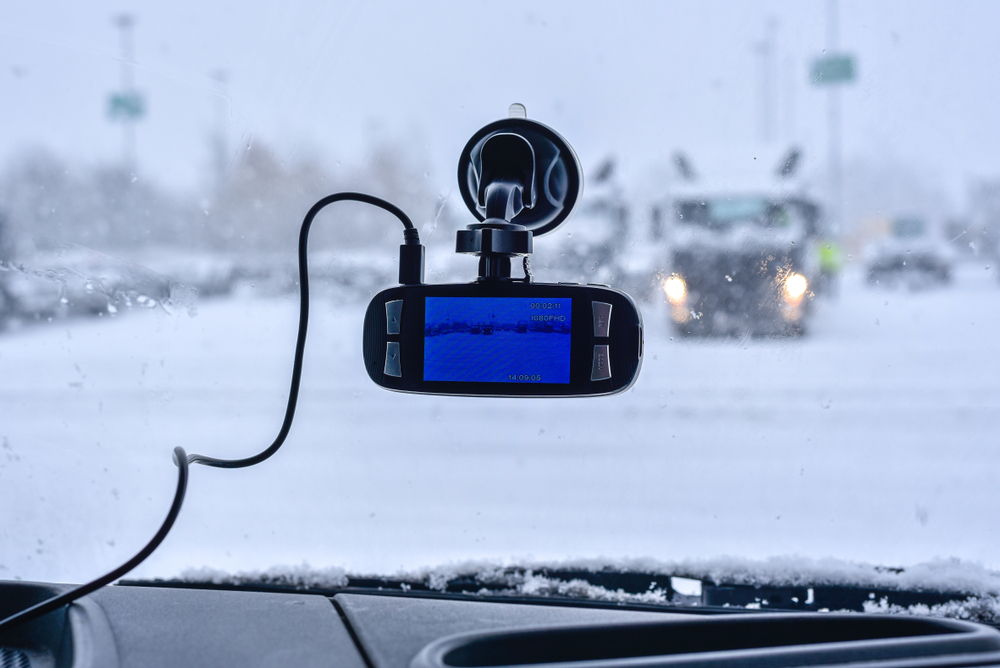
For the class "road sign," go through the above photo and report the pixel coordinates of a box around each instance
[108,91,145,120]
[811,55,856,85]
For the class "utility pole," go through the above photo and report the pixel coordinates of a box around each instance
[108,14,145,174]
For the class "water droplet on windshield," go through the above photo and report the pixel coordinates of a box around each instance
[725,275,732,282]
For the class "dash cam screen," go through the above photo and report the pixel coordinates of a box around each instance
[424,297,572,383]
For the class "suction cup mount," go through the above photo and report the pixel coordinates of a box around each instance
[456,105,583,281]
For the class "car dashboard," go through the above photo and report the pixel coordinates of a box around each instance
[4,580,1000,668]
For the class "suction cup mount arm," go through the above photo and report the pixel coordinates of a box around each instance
[479,132,535,220]
[456,106,582,282]
[457,131,535,280]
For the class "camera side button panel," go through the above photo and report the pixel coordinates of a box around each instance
[385,299,403,335]
[591,344,612,381]
[592,301,612,338]
[384,342,402,377]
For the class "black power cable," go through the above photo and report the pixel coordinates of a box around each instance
[0,447,189,633]
[187,192,416,469]
[0,192,419,634]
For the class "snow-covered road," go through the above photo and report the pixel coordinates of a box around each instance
[2,263,998,583]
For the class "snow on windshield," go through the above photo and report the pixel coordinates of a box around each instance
[2,1,1000,618]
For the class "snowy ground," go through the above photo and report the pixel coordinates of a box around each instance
[1,262,999,586]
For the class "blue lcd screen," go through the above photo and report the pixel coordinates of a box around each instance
[424,297,572,383]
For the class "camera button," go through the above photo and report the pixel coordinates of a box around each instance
[385,300,403,335]
[592,301,612,338]
[384,342,402,377]
[591,344,612,381]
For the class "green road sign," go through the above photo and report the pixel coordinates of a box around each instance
[108,91,146,120]
[811,55,856,85]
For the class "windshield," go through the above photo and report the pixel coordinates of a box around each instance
[893,217,927,238]
[2,1,999,613]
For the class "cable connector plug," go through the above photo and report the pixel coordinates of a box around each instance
[399,228,424,285]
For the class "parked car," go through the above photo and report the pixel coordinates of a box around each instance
[866,217,951,289]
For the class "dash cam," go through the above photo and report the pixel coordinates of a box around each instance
[362,106,643,397]
[363,282,641,397]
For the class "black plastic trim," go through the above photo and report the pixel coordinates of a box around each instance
[412,614,1000,668]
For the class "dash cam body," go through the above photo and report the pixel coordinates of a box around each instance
[363,282,642,397]
[363,106,643,398]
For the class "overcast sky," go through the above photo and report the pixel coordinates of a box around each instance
[2,1,999,211]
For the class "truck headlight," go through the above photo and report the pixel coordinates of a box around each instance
[663,275,687,305]
[784,273,808,301]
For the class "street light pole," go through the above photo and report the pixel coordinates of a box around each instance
[826,0,842,234]
[211,70,229,195]
[755,16,778,145]
[114,14,138,173]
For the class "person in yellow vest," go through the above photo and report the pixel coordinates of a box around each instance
[818,238,845,298]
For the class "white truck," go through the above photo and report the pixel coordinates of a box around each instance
[655,148,823,337]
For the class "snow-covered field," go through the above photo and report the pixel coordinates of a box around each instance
[1,262,999,586]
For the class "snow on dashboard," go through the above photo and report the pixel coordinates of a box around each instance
[175,555,1000,623]
[181,563,349,589]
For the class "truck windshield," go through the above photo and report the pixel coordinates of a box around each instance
[676,198,789,230]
